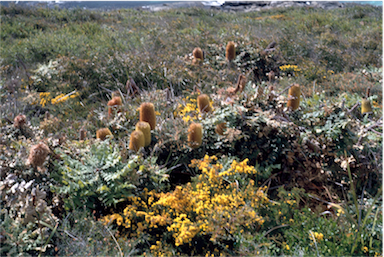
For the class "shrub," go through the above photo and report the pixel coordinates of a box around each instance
[52,140,168,212]
[103,155,268,256]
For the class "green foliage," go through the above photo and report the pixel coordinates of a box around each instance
[258,186,383,256]
[52,139,168,212]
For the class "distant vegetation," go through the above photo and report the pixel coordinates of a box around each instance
[0,3,382,256]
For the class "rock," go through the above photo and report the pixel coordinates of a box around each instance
[143,1,346,12]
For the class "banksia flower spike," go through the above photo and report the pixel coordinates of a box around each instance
[362,87,373,114]
[188,123,203,149]
[197,94,212,113]
[79,128,87,141]
[140,102,156,130]
[215,122,227,136]
[361,99,373,114]
[129,130,145,152]
[14,114,27,129]
[135,121,151,147]
[236,74,247,94]
[27,142,50,168]
[107,96,123,118]
[96,128,113,141]
[226,41,236,62]
[287,84,301,111]
[192,47,204,64]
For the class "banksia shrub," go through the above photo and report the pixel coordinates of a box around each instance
[135,121,151,147]
[226,41,236,61]
[215,122,227,135]
[14,114,26,129]
[287,84,301,111]
[192,47,204,64]
[27,142,50,168]
[129,130,145,152]
[107,96,123,118]
[361,99,373,114]
[188,123,203,149]
[140,102,156,130]
[96,128,113,140]
[197,94,212,113]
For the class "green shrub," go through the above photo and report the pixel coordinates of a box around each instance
[52,139,169,212]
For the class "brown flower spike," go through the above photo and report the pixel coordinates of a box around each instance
[135,121,151,147]
[197,94,212,113]
[107,96,123,118]
[235,74,247,94]
[14,114,27,129]
[27,142,50,168]
[129,130,145,152]
[140,102,156,130]
[287,84,301,111]
[79,128,87,141]
[361,99,373,114]
[96,128,113,140]
[226,41,236,62]
[215,122,227,136]
[188,123,203,149]
[192,47,204,64]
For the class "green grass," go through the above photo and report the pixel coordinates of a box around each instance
[0,3,382,256]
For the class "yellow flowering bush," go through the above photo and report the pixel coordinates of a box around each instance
[279,64,301,76]
[103,155,269,255]
[39,92,52,107]
[38,91,80,106]
[51,91,80,105]
[175,96,199,123]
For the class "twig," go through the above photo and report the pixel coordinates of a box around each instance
[368,129,382,136]
[341,98,346,110]
[323,186,335,204]
[105,225,123,257]
[64,230,79,241]
[308,193,338,206]
[312,80,317,96]
[348,102,360,114]
[263,224,289,237]
[98,84,114,94]
[356,117,383,145]
[277,84,293,97]
[265,41,277,50]
[301,91,307,103]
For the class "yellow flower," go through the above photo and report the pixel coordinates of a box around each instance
[177,96,200,123]
[279,64,301,72]
[51,93,69,105]
[310,231,324,242]
[336,208,345,217]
